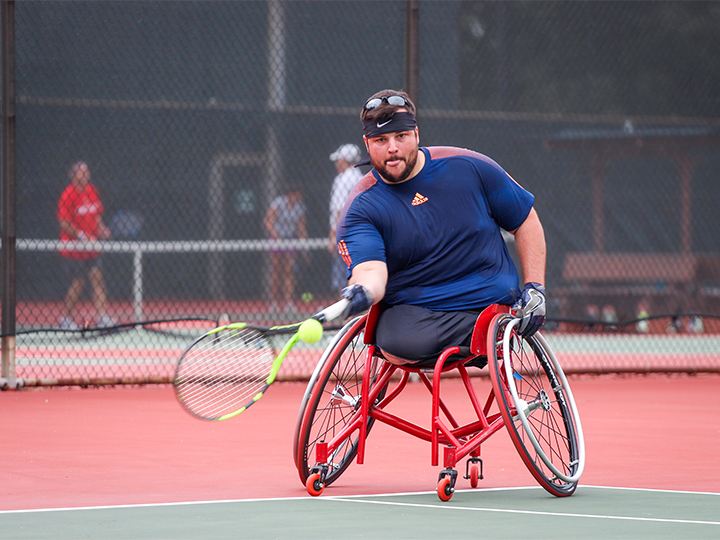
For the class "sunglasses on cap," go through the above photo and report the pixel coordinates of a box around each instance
[364,95,410,110]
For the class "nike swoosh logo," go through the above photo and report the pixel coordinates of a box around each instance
[376,119,392,128]
[525,291,545,312]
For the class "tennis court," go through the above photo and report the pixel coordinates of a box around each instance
[2,374,719,539]
[3,487,718,539]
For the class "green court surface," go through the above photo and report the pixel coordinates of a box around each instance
[2,486,718,539]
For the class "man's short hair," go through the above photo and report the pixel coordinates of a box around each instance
[360,89,416,123]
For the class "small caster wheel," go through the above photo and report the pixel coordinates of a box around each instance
[437,476,453,502]
[306,473,325,496]
[469,464,479,488]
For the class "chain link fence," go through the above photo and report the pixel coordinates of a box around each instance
[2,1,719,387]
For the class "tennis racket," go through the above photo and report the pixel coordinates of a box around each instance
[174,299,348,421]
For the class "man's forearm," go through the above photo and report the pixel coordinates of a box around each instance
[348,260,388,305]
[513,208,546,285]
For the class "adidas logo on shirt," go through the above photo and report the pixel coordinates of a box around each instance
[411,192,428,206]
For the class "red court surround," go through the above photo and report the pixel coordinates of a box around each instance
[2,374,719,510]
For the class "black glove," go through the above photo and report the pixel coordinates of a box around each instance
[341,284,373,319]
[512,282,546,337]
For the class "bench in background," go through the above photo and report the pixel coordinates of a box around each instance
[555,252,720,320]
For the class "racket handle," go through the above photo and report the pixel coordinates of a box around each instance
[314,299,349,324]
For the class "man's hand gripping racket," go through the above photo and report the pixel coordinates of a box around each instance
[174,299,348,421]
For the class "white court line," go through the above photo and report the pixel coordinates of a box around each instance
[324,497,720,527]
[0,487,519,514]
[325,485,720,498]
[582,484,720,496]
[0,497,306,515]
[1,485,718,516]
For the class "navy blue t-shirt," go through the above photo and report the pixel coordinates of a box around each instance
[337,146,534,310]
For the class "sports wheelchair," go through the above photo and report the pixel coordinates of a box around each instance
[293,303,585,501]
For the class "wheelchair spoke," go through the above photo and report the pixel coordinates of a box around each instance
[294,315,388,489]
[489,313,584,496]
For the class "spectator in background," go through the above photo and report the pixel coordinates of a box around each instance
[57,161,114,329]
[328,144,362,291]
[264,183,307,314]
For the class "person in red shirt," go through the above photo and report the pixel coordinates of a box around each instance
[57,161,113,329]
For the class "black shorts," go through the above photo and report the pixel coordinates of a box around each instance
[375,303,485,368]
[62,257,101,281]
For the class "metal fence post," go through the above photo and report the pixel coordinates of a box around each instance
[1,0,20,389]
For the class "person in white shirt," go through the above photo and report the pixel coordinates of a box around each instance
[328,143,363,290]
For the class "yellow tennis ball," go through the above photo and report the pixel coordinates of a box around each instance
[298,319,323,344]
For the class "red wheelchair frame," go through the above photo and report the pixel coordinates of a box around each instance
[293,303,584,501]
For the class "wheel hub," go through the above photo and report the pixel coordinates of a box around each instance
[539,389,552,411]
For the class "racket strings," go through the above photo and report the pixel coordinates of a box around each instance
[176,327,275,419]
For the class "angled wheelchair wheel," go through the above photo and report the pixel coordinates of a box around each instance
[293,315,387,487]
[488,314,585,497]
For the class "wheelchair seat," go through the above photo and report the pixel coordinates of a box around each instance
[364,302,510,371]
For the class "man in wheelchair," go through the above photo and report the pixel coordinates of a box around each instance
[336,89,547,369]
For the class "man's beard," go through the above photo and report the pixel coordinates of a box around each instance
[373,146,419,184]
